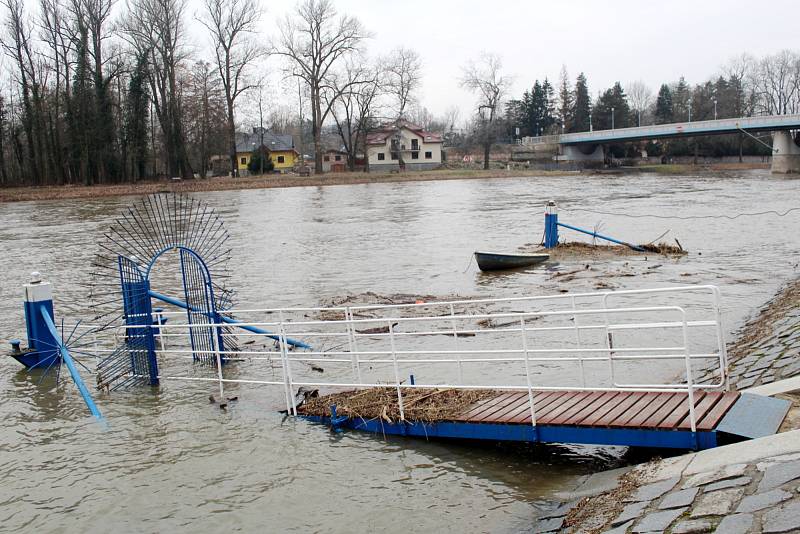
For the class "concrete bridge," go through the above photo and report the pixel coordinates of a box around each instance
[520,113,800,173]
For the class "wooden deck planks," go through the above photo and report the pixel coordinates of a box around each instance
[639,393,687,428]
[570,392,623,425]
[449,388,739,431]
[677,392,723,430]
[697,392,740,430]
[508,391,568,424]
[537,392,595,424]
[624,393,676,428]
[547,392,608,425]
[660,392,707,429]
[578,393,630,426]
[470,392,526,422]
[592,393,649,427]
[459,392,517,420]
[612,392,664,427]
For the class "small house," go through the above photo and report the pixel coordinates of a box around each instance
[366,120,443,172]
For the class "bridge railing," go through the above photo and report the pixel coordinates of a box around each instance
[143,285,727,433]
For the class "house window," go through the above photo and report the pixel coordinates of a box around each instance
[324,155,330,162]
[411,151,419,159]
[335,155,341,161]
[425,151,432,159]
[240,157,247,164]
[411,139,419,150]
[377,153,385,161]
[277,155,285,164]
[391,152,398,160]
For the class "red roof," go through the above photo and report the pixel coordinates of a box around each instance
[366,121,443,145]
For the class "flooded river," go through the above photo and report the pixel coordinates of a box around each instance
[1,170,798,533]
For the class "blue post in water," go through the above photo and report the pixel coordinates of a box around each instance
[11,273,103,420]
[13,272,60,369]
[544,201,559,248]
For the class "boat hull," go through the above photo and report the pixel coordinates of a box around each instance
[474,252,549,271]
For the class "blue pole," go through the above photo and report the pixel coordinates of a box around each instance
[544,201,559,248]
[148,290,312,350]
[556,221,645,252]
[39,305,103,420]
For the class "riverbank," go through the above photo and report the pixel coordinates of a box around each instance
[0,162,769,203]
[541,277,800,533]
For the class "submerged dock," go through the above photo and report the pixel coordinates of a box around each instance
[297,387,787,450]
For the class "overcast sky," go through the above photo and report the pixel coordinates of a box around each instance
[191,0,798,120]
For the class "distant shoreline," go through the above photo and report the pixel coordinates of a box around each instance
[0,163,769,203]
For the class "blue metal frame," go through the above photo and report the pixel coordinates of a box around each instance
[556,222,645,252]
[299,415,718,450]
[148,290,311,349]
[178,247,225,364]
[118,256,159,385]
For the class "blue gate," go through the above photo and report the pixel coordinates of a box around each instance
[179,248,225,365]
[97,256,159,390]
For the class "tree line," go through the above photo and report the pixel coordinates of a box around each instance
[2,0,800,187]
[503,51,800,159]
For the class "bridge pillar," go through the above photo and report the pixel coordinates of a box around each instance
[772,131,800,174]
[559,144,605,163]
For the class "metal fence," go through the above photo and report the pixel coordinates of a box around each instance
[142,285,727,433]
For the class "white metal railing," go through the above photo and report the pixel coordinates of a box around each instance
[139,285,727,434]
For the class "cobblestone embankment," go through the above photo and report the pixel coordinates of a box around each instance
[537,278,800,534]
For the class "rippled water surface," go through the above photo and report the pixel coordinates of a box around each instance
[1,171,799,533]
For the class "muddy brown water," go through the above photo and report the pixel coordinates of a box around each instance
[1,170,799,532]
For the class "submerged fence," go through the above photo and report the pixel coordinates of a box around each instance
[127,285,727,433]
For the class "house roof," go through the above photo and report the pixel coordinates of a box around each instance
[235,128,295,153]
[366,120,443,146]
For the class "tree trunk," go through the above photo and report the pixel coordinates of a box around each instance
[312,91,323,174]
[227,108,237,177]
[483,141,490,170]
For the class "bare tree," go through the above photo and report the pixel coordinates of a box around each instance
[122,0,193,178]
[627,80,653,126]
[460,52,511,170]
[384,46,421,119]
[330,59,380,171]
[724,53,758,162]
[199,0,263,177]
[1,0,43,183]
[753,50,800,115]
[273,0,370,173]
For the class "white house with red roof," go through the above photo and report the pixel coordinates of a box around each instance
[366,120,444,171]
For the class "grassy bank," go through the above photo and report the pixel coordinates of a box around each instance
[0,162,770,203]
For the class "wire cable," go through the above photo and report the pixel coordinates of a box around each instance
[562,206,800,221]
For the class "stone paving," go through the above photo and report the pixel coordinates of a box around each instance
[697,280,800,391]
[535,455,800,533]
[533,279,800,533]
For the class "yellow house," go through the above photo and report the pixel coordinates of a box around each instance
[212,128,299,175]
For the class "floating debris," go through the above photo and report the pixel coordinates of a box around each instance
[298,387,497,423]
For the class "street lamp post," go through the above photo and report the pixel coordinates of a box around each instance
[688,99,692,122]
[611,107,615,130]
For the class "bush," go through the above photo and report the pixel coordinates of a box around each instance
[248,148,274,174]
